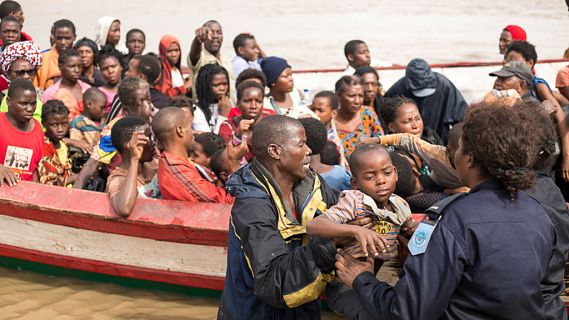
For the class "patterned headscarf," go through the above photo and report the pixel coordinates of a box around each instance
[0,41,42,74]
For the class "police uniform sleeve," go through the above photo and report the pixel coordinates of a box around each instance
[231,197,336,309]
[352,220,466,320]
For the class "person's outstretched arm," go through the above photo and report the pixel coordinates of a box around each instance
[188,26,211,67]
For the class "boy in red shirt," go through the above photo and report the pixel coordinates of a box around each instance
[0,78,43,184]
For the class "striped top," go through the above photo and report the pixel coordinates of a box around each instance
[69,115,104,146]
[324,190,411,260]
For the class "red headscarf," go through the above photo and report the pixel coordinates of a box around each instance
[503,25,527,41]
[157,35,187,96]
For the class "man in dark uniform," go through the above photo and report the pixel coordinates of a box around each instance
[334,105,557,320]
[218,115,338,319]
[385,58,467,143]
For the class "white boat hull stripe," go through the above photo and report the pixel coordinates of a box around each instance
[0,215,227,277]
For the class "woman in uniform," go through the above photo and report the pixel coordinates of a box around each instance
[335,104,557,320]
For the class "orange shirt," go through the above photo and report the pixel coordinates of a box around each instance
[34,47,60,90]
[157,151,233,204]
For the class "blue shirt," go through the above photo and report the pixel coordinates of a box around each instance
[231,56,262,79]
[320,165,352,191]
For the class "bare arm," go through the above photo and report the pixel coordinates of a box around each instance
[307,215,387,257]
[109,132,147,218]
[554,90,569,106]
[189,26,212,67]
[73,158,98,189]
[559,87,569,103]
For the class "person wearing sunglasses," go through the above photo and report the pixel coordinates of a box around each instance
[0,40,42,122]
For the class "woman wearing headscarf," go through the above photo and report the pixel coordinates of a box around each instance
[95,16,123,51]
[498,25,526,55]
[73,37,105,87]
[0,40,42,121]
[261,56,316,119]
[157,35,192,97]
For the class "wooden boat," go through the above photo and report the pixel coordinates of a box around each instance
[0,181,230,295]
[1,181,569,313]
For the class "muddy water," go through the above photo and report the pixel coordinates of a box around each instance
[0,266,340,319]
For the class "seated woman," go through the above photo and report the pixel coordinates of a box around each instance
[218,81,266,162]
[41,49,91,121]
[157,35,192,97]
[260,56,316,118]
[379,96,443,145]
[333,75,383,159]
[97,46,123,113]
[73,37,105,87]
[192,63,232,134]
[106,116,159,218]
[354,66,384,117]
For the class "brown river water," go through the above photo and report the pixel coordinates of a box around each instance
[1,0,567,319]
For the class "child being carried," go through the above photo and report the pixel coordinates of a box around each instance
[307,144,417,260]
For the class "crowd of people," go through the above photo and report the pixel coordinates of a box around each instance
[0,0,568,318]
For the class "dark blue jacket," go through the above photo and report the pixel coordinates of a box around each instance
[352,180,556,320]
[218,161,338,319]
[528,174,569,320]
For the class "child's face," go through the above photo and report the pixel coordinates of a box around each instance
[238,87,263,120]
[211,74,229,101]
[85,96,107,122]
[60,55,81,83]
[310,97,335,127]
[238,39,260,62]
[45,113,69,143]
[191,143,210,167]
[352,150,398,207]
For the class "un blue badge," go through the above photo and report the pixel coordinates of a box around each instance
[408,221,436,255]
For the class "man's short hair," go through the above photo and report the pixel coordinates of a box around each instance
[252,115,303,158]
[135,53,161,84]
[126,28,145,41]
[233,33,255,55]
[344,40,366,58]
[0,1,21,19]
[7,77,34,98]
[52,19,76,35]
[0,15,18,28]
[111,116,147,154]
